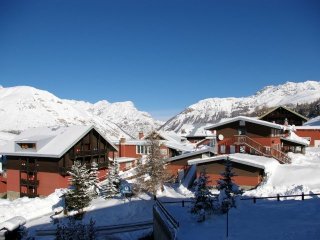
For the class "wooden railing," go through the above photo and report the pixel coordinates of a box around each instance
[234,135,290,164]
[69,149,107,159]
[241,192,320,203]
[20,178,39,186]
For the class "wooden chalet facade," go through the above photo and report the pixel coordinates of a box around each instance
[188,155,270,189]
[259,106,308,126]
[205,116,292,164]
[0,125,117,200]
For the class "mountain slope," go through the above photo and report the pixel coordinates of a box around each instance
[161,81,320,133]
[0,86,161,141]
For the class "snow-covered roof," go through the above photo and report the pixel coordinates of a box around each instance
[295,126,320,130]
[186,126,214,137]
[112,139,148,145]
[258,105,309,121]
[303,115,320,126]
[0,125,118,158]
[205,116,285,130]
[163,141,194,152]
[188,153,279,170]
[115,157,137,163]
[281,132,310,146]
[166,147,215,163]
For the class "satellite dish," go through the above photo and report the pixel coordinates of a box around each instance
[218,134,224,141]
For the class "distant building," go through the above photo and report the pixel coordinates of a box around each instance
[0,125,117,200]
[258,106,308,126]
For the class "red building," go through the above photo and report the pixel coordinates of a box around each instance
[295,126,320,147]
[204,116,307,164]
[0,125,117,200]
[188,154,276,189]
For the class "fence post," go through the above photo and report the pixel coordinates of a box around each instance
[182,200,185,207]
[253,197,256,204]
[302,192,304,201]
[154,195,157,201]
[277,194,280,201]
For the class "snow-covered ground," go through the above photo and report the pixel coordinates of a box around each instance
[0,148,319,239]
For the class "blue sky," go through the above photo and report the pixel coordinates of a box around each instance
[0,0,319,120]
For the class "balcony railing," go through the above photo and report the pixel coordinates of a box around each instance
[233,135,291,164]
[20,178,39,186]
[69,149,107,159]
[20,164,37,172]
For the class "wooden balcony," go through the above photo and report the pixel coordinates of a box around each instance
[20,164,37,172]
[69,149,107,159]
[233,135,291,164]
[20,178,39,186]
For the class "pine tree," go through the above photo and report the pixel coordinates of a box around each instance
[217,157,240,213]
[101,164,118,198]
[89,160,99,197]
[136,135,170,196]
[112,160,121,189]
[191,168,213,219]
[65,161,93,214]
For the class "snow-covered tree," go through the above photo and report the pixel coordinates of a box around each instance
[101,169,118,199]
[136,135,169,196]
[89,160,99,197]
[191,168,213,220]
[112,160,121,189]
[217,157,241,213]
[65,161,92,213]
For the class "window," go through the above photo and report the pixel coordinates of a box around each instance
[220,145,226,154]
[18,143,36,150]
[136,145,150,154]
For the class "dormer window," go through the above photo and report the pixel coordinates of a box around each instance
[18,143,36,150]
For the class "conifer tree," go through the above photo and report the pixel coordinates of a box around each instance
[112,160,121,189]
[136,135,169,196]
[191,168,213,219]
[65,161,92,213]
[217,157,240,213]
[89,160,99,197]
[101,162,118,198]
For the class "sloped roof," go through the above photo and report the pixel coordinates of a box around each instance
[0,125,118,158]
[281,132,310,146]
[188,153,279,170]
[166,147,215,163]
[205,116,285,130]
[258,106,309,121]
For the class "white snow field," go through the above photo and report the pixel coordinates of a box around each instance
[0,148,319,239]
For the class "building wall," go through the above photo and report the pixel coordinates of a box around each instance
[0,175,7,196]
[197,161,263,188]
[295,129,320,147]
[165,154,204,178]
[36,172,69,196]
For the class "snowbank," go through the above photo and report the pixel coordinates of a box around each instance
[0,189,64,223]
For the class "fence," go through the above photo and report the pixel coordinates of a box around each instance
[153,199,179,240]
[241,192,320,204]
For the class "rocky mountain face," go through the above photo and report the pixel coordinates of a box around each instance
[0,86,162,141]
[160,81,320,134]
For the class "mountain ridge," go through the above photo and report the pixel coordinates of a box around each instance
[160,80,320,133]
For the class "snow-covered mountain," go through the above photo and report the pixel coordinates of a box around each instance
[161,81,320,133]
[0,86,162,141]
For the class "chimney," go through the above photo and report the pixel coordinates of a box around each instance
[119,137,126,157]
[138,132,144,139]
